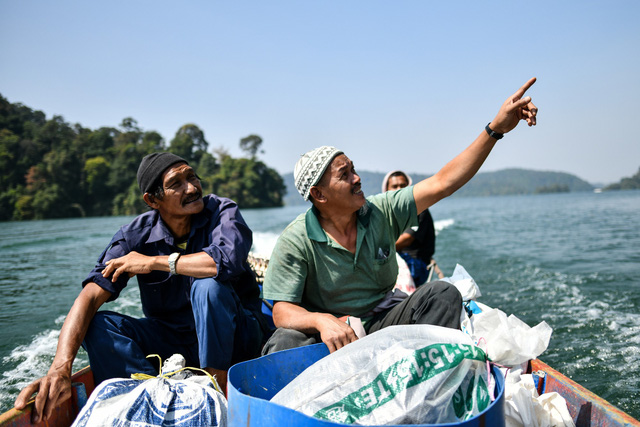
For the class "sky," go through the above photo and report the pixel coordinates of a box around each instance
[1,1,639,185]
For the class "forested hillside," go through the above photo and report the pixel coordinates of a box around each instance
[454,168,593,197]
[604,167,640,190]
[0,94,285,221]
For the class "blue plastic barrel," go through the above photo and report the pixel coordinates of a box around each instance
[228,343,505,426]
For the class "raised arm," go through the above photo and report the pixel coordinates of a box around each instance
[414,77,538,214]
[272,301,358,353]
[14,283,111,423]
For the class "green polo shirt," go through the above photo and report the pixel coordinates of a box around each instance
[262,186,417,317]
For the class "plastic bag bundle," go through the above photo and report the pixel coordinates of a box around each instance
[465,307,552,367]
[441,264,482,302]
[72,354,227,427]
[271,325,492,425]
[504,369,575,427]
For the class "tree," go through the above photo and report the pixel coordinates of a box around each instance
[0,129,20,189]
[0,186,23,221]
[239,134,263,158]
[112,181,147,216]
[84,156,112,215]
[108,119,147,194]
[194,152,219,195]
[0,94,46,140]
[169,124,208,165]
[210,156,285,208]
[31,149,84,218]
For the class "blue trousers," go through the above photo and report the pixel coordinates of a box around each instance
[399,252,429,286]
[83,278,264,384]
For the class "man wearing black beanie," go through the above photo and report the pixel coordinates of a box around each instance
[15,152,267,422]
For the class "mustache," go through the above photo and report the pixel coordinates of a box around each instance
[183,191,203,204]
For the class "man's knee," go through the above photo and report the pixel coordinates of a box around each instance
[191,278,235,306]
[411,280,462,328]
[84,310,120,343]
[261,328,319,355]
[82,312,130,374]
[417,280,462,305]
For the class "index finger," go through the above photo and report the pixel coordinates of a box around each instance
[14,380,40,409]
[512,77,537,101]
[101,263,114,278]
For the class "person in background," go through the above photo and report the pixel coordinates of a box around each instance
[382,170,438,286]
[261,78,538,354]
[15,152,268,422]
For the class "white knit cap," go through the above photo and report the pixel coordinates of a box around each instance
[294,146,343,201]
[381,170,413,192]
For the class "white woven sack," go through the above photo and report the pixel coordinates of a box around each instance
[271,324,492,425]
[72,374,227,427]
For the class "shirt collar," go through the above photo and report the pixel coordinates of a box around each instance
[147,213,174,245]
[305,206,326,242]
[305,200,372,242]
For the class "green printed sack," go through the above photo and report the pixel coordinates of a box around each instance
[271,325,492,425]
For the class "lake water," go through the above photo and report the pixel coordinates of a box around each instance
[1,190,639,419]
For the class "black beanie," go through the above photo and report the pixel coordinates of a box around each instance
[137,152,188,194]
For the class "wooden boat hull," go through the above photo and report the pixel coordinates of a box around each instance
[528,359,640,426]
[2,360,639,426]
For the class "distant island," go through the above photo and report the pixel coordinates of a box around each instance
[0,94,285,221]
[282,168,595,206]
[603,167,640,191]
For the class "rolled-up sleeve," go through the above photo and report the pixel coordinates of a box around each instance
[81,229,131,301]
[201,199,253,282]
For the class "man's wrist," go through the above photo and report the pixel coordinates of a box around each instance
[168,252,181,275]
[48,359,74,377]
[485,123,504,140]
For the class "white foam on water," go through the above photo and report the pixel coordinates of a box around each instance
[584,308,603,319]
[2,329,60,384]
[250,231,280,259]
[0,326,86,410]
[0,319,86,412]
[434,218,454,234]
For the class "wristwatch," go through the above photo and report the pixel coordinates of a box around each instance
[168,252,181,275]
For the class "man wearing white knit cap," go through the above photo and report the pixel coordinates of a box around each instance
[262,78,538,353]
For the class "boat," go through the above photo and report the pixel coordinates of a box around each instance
[2,355,639,426]
[2,256,639,426]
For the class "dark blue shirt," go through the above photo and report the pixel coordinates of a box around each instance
[83,194,259,333]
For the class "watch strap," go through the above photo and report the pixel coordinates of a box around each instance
[168,252,181,275]
[485,123,504,140]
